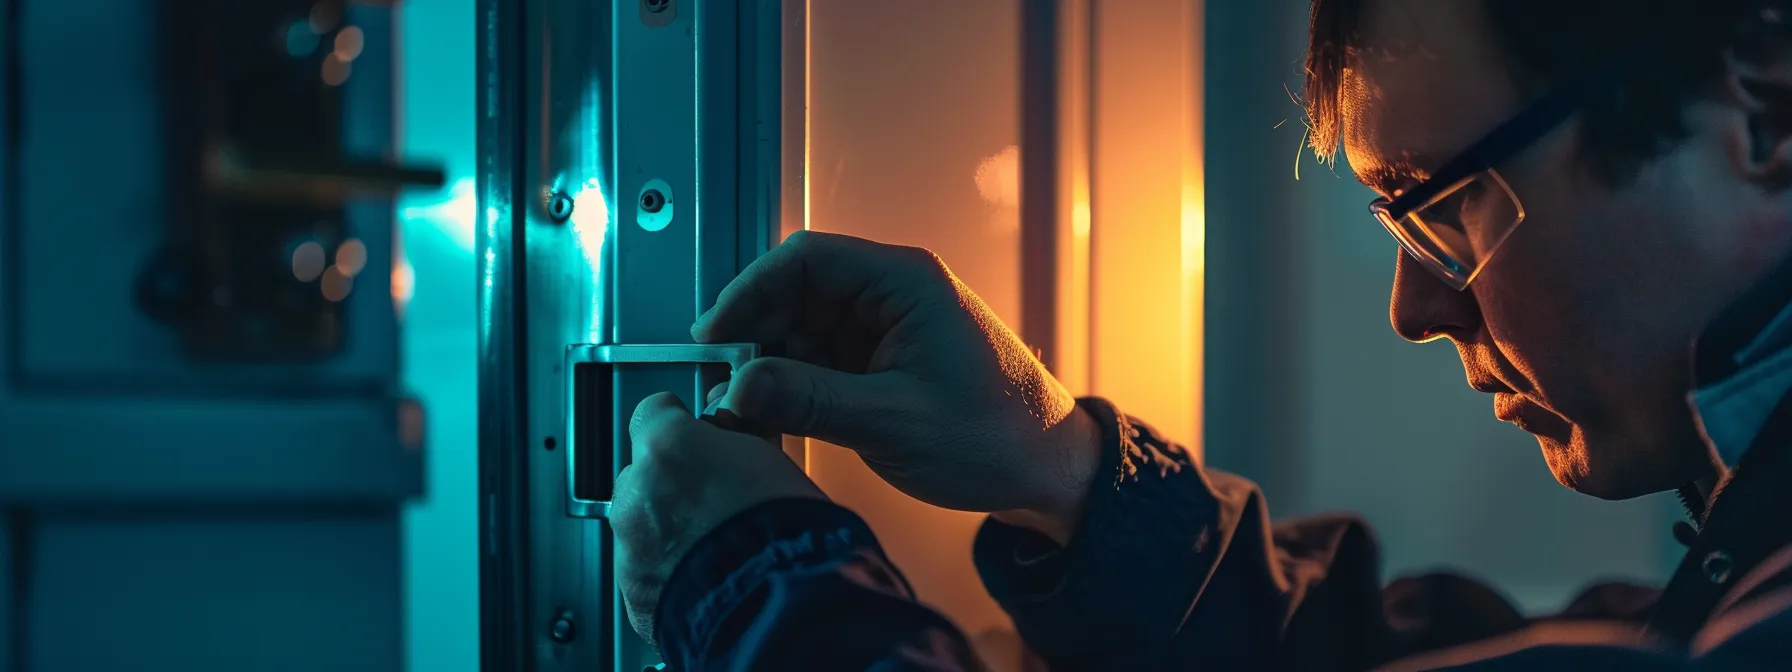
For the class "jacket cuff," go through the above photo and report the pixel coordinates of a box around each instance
[973,397,1227,657]
[657,498,880,663]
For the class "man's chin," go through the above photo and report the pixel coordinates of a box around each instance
[1536,433,1691,501]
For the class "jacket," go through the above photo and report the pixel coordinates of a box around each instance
[653,259,1792,671]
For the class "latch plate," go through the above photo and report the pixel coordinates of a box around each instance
[564,343,759,518]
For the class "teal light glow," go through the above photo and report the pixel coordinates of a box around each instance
[569,177,610,344]
[286,20,321,58]
[569,177,610,258]
[401,176,478,253]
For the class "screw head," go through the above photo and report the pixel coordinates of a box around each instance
[645,0,670,12]
[640,189,666,214]
[549,611,576,643]
[547,192,574,223]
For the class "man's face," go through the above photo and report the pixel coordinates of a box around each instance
[1340,1,1792,498]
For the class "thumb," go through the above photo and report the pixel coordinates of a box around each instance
[721,356,911,447]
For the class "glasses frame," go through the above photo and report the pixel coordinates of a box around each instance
[1368,64,1626,290]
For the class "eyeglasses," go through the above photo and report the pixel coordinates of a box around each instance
[1368,65,1624,290]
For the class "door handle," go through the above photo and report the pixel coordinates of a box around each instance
[563,343,759,519]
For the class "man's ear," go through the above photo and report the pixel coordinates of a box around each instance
[1723,11,1792,188]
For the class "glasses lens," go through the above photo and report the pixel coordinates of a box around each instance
[1377,170,1525,289]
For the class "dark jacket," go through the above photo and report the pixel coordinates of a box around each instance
[655,262,1792,671]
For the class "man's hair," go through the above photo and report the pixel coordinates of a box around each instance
[1304,0,1785,183]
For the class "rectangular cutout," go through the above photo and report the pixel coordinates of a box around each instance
[571,362,615,503]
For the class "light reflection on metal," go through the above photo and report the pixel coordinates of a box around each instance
[569,177,610,344]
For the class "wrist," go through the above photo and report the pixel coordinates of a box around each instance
[992,404,1102,545]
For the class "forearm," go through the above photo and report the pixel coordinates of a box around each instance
[974,398,1395,669]
[657,499,986,672]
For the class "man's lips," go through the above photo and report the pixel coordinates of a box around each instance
[1494,392,1525,422]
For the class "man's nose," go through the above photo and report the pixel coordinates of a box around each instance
[1389,250,1481,343]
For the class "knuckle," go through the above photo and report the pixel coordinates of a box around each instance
[798,369,839,437]
[898,245,951,279]
[784,229,814,246]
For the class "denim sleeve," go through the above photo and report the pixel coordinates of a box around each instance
[655,497,987,672]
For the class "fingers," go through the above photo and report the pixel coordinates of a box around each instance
[692,230,951,346]
[629,391,702,463]
[721,356,911,447]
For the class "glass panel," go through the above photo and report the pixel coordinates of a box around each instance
[806,0,1025,668]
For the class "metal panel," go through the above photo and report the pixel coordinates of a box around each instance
[1,514,11,672]
[478,1,792,669]
[27,511,403,672]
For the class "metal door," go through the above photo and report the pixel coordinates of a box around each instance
[475,1,801,669]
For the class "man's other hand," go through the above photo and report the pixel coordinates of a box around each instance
[693,230,1102,544]
[611,391,826,648]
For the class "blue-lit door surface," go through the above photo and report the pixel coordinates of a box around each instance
[476,1,797,670]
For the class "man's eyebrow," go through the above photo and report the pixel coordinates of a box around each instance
[1356,160,1422,197]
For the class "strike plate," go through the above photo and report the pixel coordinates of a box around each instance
[564,343,759,518]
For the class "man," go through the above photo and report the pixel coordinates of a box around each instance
[610,0,1792,668]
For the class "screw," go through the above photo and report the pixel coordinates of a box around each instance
[547,192,574,223]
[645,0,670,12]
[640,189,666,214]
[549,611,577,643]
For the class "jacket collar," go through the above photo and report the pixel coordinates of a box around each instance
[1685,253,1792,512]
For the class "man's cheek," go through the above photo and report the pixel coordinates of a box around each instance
[1735,207,1792,274]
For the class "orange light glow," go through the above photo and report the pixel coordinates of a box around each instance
[975,144,1022,213]
[1087,0,1201,455]
[322,53,352,87]
[321,266,353,302]
[392,258,415,317]
[334,26,365,61]
[335,238,368,277]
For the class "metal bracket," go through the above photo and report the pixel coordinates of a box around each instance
[563,343,759,518]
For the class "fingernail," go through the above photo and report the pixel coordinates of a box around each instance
[706,381,730,406]
[702,396,725,416]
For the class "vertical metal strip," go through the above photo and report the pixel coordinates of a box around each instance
[1020,0,1061,369]
[1083,0,1101,396]
[779,0,810,469]
[475,0,529,667]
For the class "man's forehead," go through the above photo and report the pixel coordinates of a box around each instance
[1337,0,1517,194]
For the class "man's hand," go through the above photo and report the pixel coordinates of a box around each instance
[611,391,826,648]
[694,231,1103,544]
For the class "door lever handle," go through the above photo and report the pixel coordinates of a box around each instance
[564,343,759,519]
